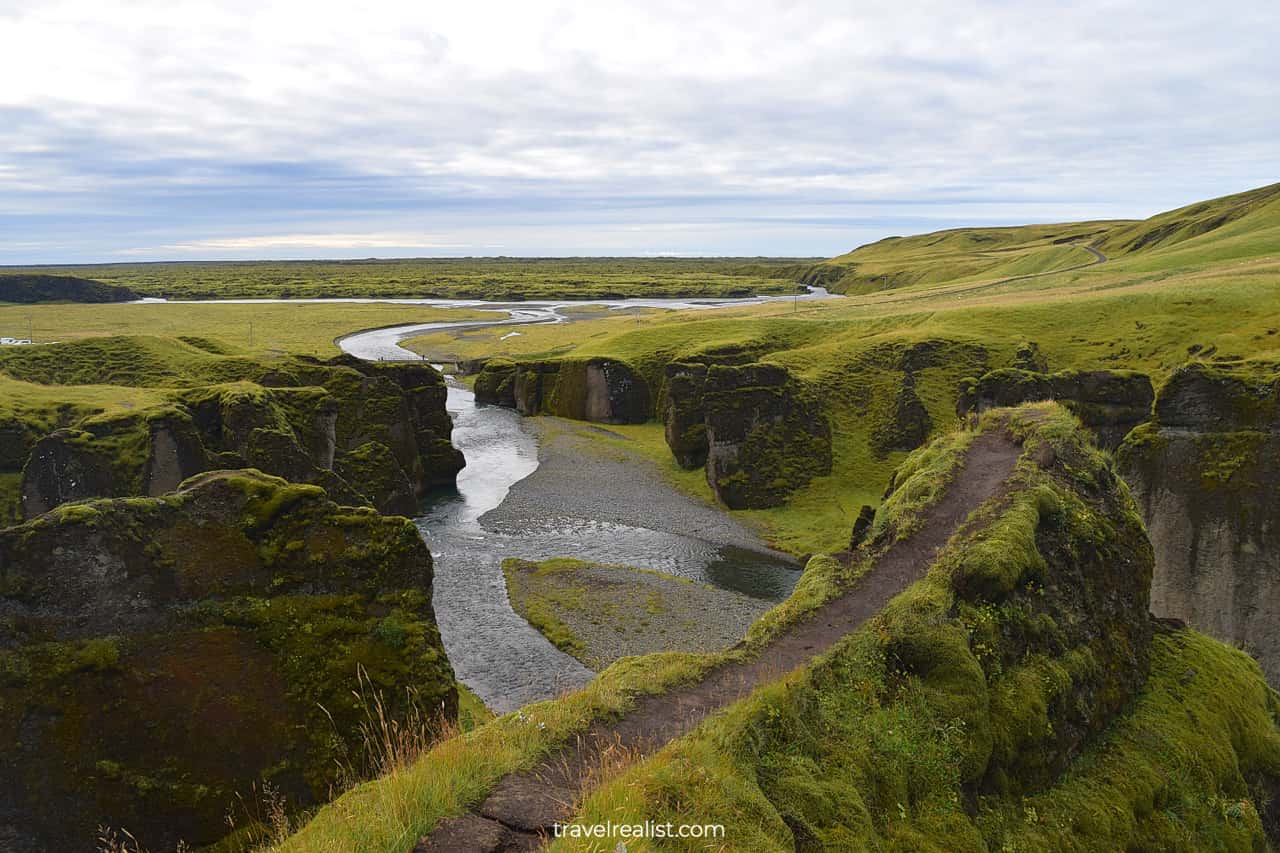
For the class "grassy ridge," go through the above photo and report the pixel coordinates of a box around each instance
[0,273,138,304]
[801,181,1279,296]
[402,185,1279,554]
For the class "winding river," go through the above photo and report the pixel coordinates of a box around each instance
[331,292,832,712]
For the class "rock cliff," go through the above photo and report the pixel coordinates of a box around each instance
[1117,360,1280,682]
[958,367,1154,450]
[0,469,455,851]
[687,362,832,509]
[473,357,651,423]
[17,357,463,519]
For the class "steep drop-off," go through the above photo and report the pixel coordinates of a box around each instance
[957,366,1154,450]
[0,469,456,851]
[1118,359,1280,683]
[8,345,464,520]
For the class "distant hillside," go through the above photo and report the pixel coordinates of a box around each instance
[815,181,1280,294]
[0,274,139,304]
[821,220,1122,295]
[1097,181,1280,266]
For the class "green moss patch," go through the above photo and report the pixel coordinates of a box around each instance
[503,557,772,670]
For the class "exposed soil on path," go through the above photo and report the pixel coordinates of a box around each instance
[415,431,1023,852]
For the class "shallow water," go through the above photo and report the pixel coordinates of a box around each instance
[415,384,799,713]
[333,289,832,360]
[323,293,825,712]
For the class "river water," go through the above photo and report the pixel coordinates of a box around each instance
[329,293,829,712]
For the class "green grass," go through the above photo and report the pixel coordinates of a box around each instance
[268,652,719,853]
[3,257,813,301]
[455,684,494,733]
[0,301,489,360]
[398,185,1279,555]
[820,220,1117,295]
[501,558,589,661]
[807,181,1280,297]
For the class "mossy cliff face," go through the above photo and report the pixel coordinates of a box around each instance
[568,406,1280,850]
[0,469,455,852]
[1117,360,1280,683]
[662,361,711,468]
[957,367,1154,450]
[18,357,463,520]
[700,363,832,509]
[473,357,651,424]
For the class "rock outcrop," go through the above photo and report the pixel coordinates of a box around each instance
[473,357,651,424]
[662,362,711,469]
[659,360,833,508]
[1117,360,1280,682]
[869,372,932,456]
[702,364,832,509]
[18,358,463,519]
[0,469,455,851]
[958,367,1154,450]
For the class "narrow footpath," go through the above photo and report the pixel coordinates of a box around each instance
[415,431,1023,852]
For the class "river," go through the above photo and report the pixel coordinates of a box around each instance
[332,293,828,712]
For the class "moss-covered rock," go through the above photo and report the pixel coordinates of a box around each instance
[335,440,418,516]
[703,363,832,509]
[0,469,455,851]
[958,367,1154,450]
[17,357,463,520]
[1118,359,1280,683]
[869,373,933,456]
[472,357,651,424]
[661,361,710,469]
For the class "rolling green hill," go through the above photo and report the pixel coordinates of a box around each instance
[813,181,1279,295]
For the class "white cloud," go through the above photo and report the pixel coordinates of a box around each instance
[0,0,1276,261]
[115,232,479,253]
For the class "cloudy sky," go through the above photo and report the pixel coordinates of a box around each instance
[1,0,1276,263]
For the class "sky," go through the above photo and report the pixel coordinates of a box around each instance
[0,0,1276,264]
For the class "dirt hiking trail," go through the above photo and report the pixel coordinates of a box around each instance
[416,431,1023,852]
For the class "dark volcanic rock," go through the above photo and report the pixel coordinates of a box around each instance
[662,361,710,469]
[0,470,455,852]
[473,357,651,424]
[17,358,463,519]
[958,367,1155,450]
[1118,360,1280,682]
[870,374,933,456]
[849,504,876,550]
[702,363,832,509]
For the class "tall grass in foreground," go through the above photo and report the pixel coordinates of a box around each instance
[96,667,461,853]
